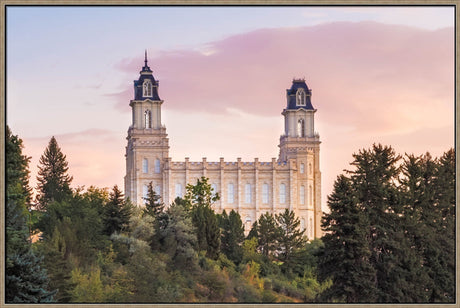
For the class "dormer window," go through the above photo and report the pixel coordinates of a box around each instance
[143,79,153,97]
[296,88,306,106]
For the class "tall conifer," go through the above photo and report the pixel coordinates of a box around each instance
[36,136,73,209]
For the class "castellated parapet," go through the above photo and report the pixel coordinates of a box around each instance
[124,56,322,239]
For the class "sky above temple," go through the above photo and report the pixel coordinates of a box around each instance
[6,6,455,209]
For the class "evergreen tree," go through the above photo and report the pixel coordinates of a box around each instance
[103,185,133,235]
[219,210,245,264]
[431,149,455,301]
[6,127,56,302]
[318,175,377,302]
[185,177,221,260]
[143,181,164,218]
[6,126,32,206]
[250,212,279,257]
[275,209,306,264]
[36,136,73,209]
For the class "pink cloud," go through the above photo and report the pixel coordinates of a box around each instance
[111,21,453,136]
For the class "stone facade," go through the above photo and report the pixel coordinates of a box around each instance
[125,56,322,239]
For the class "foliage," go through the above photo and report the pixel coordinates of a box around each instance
[319,144,455,303]
[219,210,245,264]
[36,136,73,209]
[143,181,164,218]
[186,177,221,259]
[103,185,133,236]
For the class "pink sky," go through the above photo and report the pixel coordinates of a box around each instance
[14,21,454,209]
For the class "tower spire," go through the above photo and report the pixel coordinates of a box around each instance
[141,50,152,73]
[144,50,148,67]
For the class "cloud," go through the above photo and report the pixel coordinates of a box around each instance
[112,21,453,138]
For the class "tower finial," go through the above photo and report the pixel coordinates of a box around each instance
[144,50,148,66]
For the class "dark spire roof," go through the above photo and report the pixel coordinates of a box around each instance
[133,51,161,101]
[286,78,314,110]
[140,49,152,74]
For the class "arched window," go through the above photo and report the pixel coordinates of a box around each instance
[227,183,234,204]
[144,110,151,129]
[297,119,305,137]
[301,218,305,232]
[309,185,313,206]
[296,88,306,106]
[154,159,161,173]
[300,163,305,174]
[143,80,152,97]
[142,158,148,173]
[262,183,269,204]
[279,183,286,204]
[300,185,305,205]
[245,183,251,204]
[175,183,182,198]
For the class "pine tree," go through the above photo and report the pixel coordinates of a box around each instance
[36,136,73,209]
[318,175,377,302]
[250,212,279,257]
[219,210,245,264]
[275,209,306,264]
[6,127,56,302]
[103,185,133,235]
[430,149,455,301]
[143,181,164,218]
[185,177,221,260]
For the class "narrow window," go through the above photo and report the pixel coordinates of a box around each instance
[301,218,305,232]
[300,185,305,205]
[143,80,152,97]
[227,183,234,204]
[309,218,313,239]
[279,183,286,204]
[175,183,182,198]
[297,119,305,137]
[262,183,269,204]
[154,159,161,173]
[144,110,151,128]
[309,185,313,206]
[300,163,305,174]
[142,184,148,204]
[245,218,252,231]
[245,183,251,204]
[211,184,217,198]
[142,158,148,173]
[155,184,161,196]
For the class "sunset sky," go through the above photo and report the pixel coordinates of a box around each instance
[6,6,455,209]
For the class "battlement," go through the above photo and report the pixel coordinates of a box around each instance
[166,157,290,171]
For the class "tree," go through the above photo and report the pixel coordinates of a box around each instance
[161,198,198,271]
[36,136,73,209]
[318,175,377,302]
[6,127,56,302]
[249,212,279,258]
[185,177,221,260]
[6,126,31,206]
[275,209,307,266]
[219,210,245,264]
[143,181,164,218]
[103,185,133,236]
